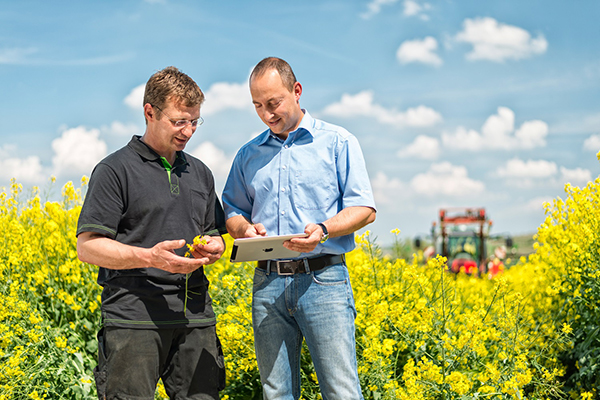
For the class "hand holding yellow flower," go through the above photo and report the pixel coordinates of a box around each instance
[184,235,208,257]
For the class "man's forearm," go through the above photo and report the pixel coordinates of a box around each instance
[283,206,376,254]
[77,232,211,274]
[77,232,151,270]
[322,206,376,238]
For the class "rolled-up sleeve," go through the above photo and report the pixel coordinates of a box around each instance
[77,163,124,238]
[336,133,376,211]
[222,151,253,221]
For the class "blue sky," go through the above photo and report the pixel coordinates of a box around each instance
[1,0,599,244]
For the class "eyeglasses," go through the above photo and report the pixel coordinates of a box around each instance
[152,104,204,128]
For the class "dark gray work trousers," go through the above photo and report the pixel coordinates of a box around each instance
[94,326,225,400]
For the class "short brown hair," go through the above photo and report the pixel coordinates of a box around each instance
[249,57,297,92]
[143,66,204,119]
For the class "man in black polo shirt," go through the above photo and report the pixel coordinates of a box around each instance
[77,66,226,399]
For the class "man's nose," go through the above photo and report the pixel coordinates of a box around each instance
[182,123,195,136]
[263,109,275,121]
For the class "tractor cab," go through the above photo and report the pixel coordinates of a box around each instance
[432,208,491,276]
[446,230,483,274]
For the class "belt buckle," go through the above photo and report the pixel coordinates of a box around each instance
[275,260,295,275]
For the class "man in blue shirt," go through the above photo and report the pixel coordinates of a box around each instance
[222,57,376,400]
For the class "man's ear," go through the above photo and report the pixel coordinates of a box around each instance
[293,82,302,102]
[143,103,154,122]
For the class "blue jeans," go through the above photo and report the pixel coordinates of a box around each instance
[252,262,363,400]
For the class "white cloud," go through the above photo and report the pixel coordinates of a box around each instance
[0,47,38,64]
[480,106,516,149]
[514,120,548,149]
[103,121,141,136]
[397,135,440,160]
[123,81,252,117]
[496,158,557,179]
[188,141,234,194]
[202,82,252,116]
[371,171,406,205]
[0,47,132,66]
[495,159,591,189]
[52,126,107,177]
[397,37,442,67]
[0,144,16,157]
[583,134,600,152]
[0,145,45,184]
[525,196,554,212]
[361,0,398,19]
[361,0,430,19]
[410,162,485,197]
[124,83,145,110]
[403,0,421,16]
[403,0,431,20]
[441,126,485,151]
[322,91,442,128]
[560,167,592,185]
[402,105,442,126]
[442,107,548,151]
[455,17,548,62]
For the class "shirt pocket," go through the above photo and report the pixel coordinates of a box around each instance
[293,168,337,210]
[190,189,208,229]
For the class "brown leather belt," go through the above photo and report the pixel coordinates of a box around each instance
[257,254,345,275]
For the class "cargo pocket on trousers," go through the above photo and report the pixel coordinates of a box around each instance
[216,335,226,391]
[94,327,108,399]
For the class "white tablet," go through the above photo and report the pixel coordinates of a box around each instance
[230,233,309,262]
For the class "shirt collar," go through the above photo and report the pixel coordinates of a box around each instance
[258,109,315,146]
[128,135,188,167]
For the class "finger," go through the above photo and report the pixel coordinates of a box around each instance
[285,243,315,253]
[182,255,210,269]
[191,248,211,258]
[254,223,267,236]
[162,258,207,274]
[201,235,218,244]
[290,235,319,246]
[193,243,220,256]
[305,223,319,235]
[289,237,312,244]
[284,240,312,251]
[159,239,187,251]
[244,227,259,238]
[192,253,218,266]
[197,240,219,250]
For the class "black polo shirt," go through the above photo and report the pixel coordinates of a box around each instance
[77,135,226,329]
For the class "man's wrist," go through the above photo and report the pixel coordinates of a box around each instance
[317,223,329,243]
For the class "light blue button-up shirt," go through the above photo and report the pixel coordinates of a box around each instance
[222,111,376,258]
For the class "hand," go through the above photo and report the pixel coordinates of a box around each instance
[283,223,322,253]
[226,215,268,239]
[245,222,267,238]
[189,236,225,265]
[148,239,210,274]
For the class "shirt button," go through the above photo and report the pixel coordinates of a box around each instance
[281,188,285,192]
[281,210,285,215]
[282,165,287,170]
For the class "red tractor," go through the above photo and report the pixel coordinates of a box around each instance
[429,207,506,277]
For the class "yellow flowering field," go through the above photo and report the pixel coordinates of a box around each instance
[1,169,599,399]
[0,179,98,400]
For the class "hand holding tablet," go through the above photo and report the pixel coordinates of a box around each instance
[230,233,309,262]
